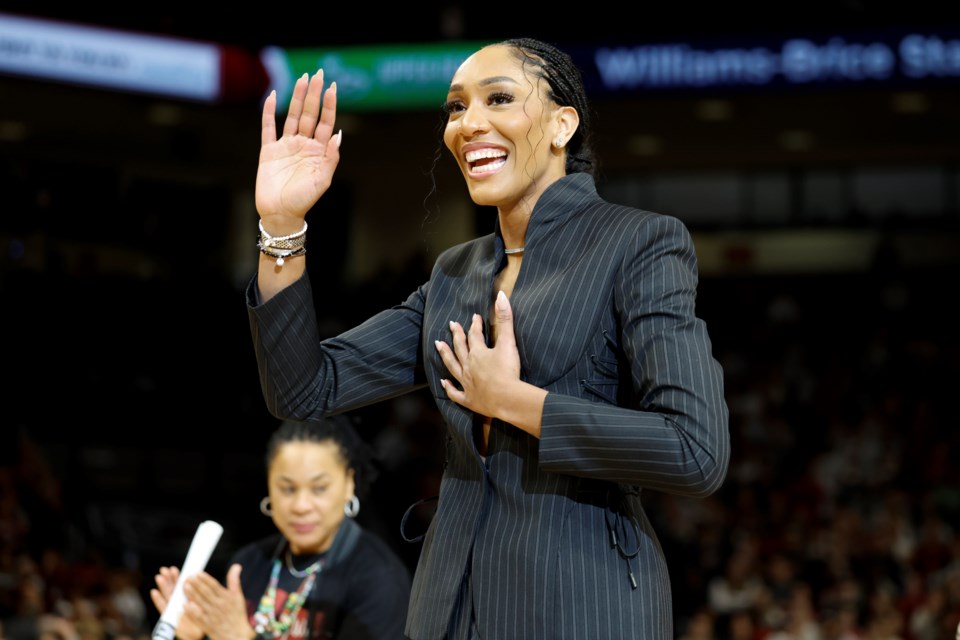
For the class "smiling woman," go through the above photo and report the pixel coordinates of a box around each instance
[150,418,412,640]
[245,38,730,640]
[441,46,576,253]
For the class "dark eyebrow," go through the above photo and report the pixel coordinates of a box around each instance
[279,473,330,483]
[448,76,521,92]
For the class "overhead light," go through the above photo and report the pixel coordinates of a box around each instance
[891,92,928,114]
[627,134,662,156]
[0,120,28,142]
[695,99,733,121]
[778,129,815,152]
[146,104,184,127]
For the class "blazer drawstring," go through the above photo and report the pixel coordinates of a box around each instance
[400,495,439,543]
[604,486,642,590]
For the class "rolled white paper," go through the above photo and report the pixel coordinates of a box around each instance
[152,520,224,640]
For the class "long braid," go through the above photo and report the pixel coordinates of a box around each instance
[502,37,598,178]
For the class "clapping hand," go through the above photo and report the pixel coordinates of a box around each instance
[150,564,253,640]
[150,566,204,640]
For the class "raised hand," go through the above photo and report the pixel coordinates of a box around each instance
[256,69,342,230]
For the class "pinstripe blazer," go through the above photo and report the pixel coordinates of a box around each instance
[247,172,730,640]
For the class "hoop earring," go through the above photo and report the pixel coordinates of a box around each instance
[344,496,360,519]
[260,496,272,517]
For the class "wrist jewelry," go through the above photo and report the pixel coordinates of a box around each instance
[257,245,306,266]
[258,220,307,266]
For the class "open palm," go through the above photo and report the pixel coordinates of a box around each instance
[256,70,341,224]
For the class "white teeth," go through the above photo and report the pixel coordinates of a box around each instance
[465,148,507,163]
[472,158,506,173]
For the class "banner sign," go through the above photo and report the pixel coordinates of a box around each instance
[569,28,960,96]
[261,42,492,111]
[0,12,221,101]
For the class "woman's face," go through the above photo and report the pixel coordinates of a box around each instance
[443,44,571,213]
[267,440,355,555]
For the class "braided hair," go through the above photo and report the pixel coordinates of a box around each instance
[266,417,378,498]
[500,37,597,178]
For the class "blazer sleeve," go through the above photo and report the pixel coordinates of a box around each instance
[247,272,429,421]
[537,214,730,498]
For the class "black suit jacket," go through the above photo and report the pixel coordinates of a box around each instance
[248,172,730,639]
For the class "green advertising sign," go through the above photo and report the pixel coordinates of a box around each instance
[261,42,492,112]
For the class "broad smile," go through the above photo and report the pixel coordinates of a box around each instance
[463,145,508,177]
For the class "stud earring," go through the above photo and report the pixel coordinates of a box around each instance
[555,137,564,149]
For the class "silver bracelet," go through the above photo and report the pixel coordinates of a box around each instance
[257,220,307,266]
[257,243,306,267]
[258,220,307,250]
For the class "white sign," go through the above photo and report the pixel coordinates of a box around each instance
[0,12,221,101]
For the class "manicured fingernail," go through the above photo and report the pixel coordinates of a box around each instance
[449,321,456,331]
[335,129,343,148]
[330,81,337,93]
[496,290,507,310]
[434,340,442,351]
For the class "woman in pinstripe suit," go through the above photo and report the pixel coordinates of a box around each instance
[248,38,730,639]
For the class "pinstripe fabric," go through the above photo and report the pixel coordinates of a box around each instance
[248,172,730,639]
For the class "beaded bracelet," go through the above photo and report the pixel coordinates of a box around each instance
[258,221,307,266]
[257,244,306,267]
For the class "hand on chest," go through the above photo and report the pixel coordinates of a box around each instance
[425,253,622,389]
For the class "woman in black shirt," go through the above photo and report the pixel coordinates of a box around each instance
[151,418,411,640]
